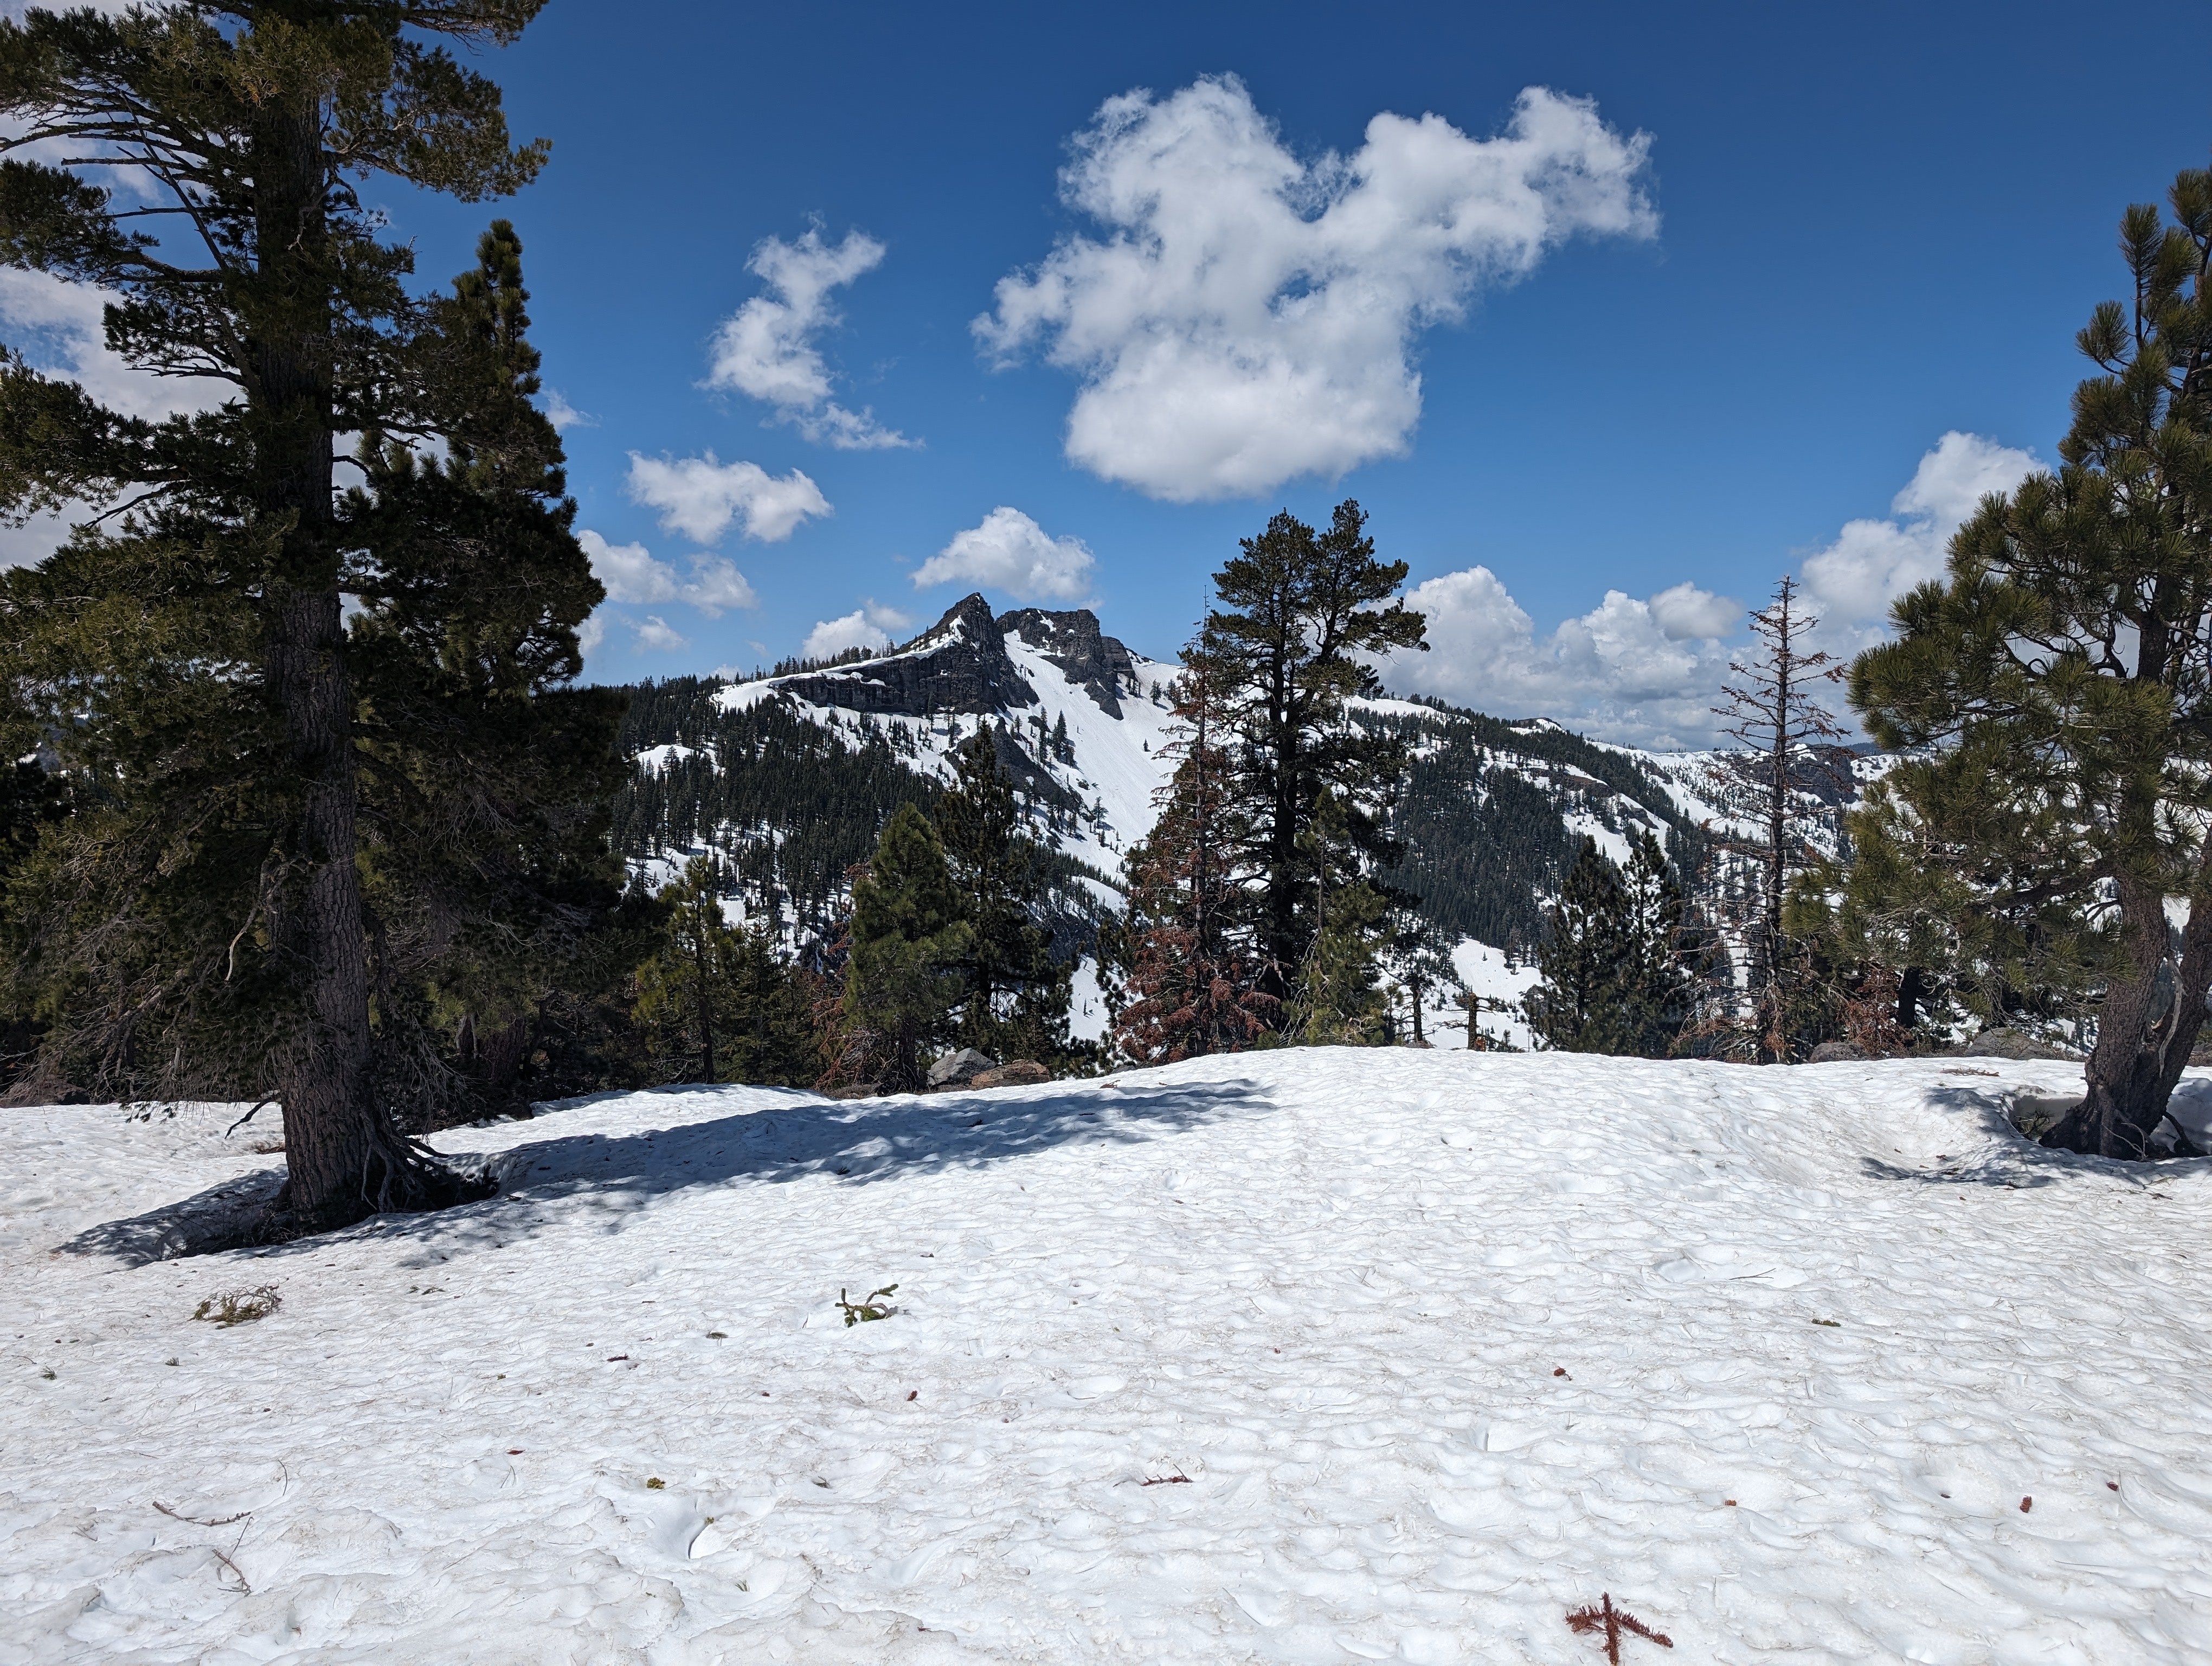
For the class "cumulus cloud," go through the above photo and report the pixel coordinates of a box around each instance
[0,268,228,568]
[1799,430,2039,644]
[1381,567,1739,748]
[977,78,1655,502]
[705,227,914,450]
[576,611,607,656]
[1374,431,2044,747]
[625,451,831,544]
[581,529,760,617]
[913,507,1096,602]
[634,615,689,653]
[799,600,914,661]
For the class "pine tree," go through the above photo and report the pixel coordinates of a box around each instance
[1527,839,1637,1053]
[632,857,812,1087]
[1287,791,1388,1045]
[843,803,969,1093]
[1616,828,1695,1056]
[933,729,1071,1064]
[0,3,561,1230]
[1386,907,1463,1046]
[1850,158,2212,1156]
[1526,832,1693,1056]
[1199,499,1426,1002]
[1712,578,1848,1060]
[1114,654,1276,1063]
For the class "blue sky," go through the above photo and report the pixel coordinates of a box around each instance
[10,0,2212,745]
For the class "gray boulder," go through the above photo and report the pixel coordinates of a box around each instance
[927,1047,998,1088]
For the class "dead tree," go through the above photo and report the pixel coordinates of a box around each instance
[1711,577,1849,1058]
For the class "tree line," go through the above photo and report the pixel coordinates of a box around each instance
[0,0,2204,1253]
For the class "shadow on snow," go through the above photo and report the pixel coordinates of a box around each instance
[59,1074,1273,1266]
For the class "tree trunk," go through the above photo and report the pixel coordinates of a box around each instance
[2047,872,2212,1158]
[252,105,484,1232]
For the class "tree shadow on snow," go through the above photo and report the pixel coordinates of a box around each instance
[1852,1084,2211,1191]
[59,1074,1273,1265]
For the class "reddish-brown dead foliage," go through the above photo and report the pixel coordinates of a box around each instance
[1565,1593,1673,1662]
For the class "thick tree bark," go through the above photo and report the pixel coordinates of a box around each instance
[2047,870,2212,1159]
[250,104,484,1232]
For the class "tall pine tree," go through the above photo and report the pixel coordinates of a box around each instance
[1851,158,2212,1156]
[1527,832,1691,1057]
[0,3,572,1230]
[1198,499,1426,1005]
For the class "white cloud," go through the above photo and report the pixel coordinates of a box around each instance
[634,615,689,652]
[625,451,831,544]
[802,610,891,660]
[1375,431,2043,747]
[705,227,914,450]
[977,78,1655,502]
[0,269,228,568]
[1799,430,2039,644]
[543,389,594,430]
[580,528,760,617]
[799,600,914,661]
[576,611,606,655]
[913,506,1096,602]
[1381,567,1738,748]
[0,267,220,425]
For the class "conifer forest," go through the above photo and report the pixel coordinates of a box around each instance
[3,9,2211,1660]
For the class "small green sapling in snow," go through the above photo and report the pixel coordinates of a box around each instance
[838,1284,898,1326]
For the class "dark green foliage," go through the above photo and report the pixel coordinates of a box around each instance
[1368,701,1706,952]
[933,731,1073,1066]
[1199,500,1427,989]
[842,803,969,1093]
[1849,159,2212,1157]
[631,856,814,1086]
[0,2,574,1231]
[1287,791,1389,1045]
[1527,832,1693,1057]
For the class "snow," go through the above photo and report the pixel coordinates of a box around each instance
[632,744,702,774]
[1068,957,1109,1045]
[1441,939,1542,1050]
[8,1053,2212,1662]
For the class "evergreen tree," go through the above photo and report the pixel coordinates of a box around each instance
[1115,655,1276,1063]
[1617,828,1695,1056]
[1386,907,1464,1046]
[1527,838,1636,1053]
[932,729,1071,1064]
[1850,159,2212,1156]
[0,3,563,1230]
[1199,499,1426,1003]
[1527,832,1692,1056]
[1287,791,1388,1045]
[843,803,969,1093]
[632,857,812,1087]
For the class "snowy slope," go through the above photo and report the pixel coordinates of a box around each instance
[6,1053,2211,1662]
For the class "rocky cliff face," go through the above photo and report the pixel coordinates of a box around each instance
[998,608,1139,716]
[765,594,1140,721]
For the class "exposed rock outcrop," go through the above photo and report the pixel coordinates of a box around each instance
[770,594,1039,717]
[999,608,1139,716]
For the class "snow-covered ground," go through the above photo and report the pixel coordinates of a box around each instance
[7,1053,2211,1663]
